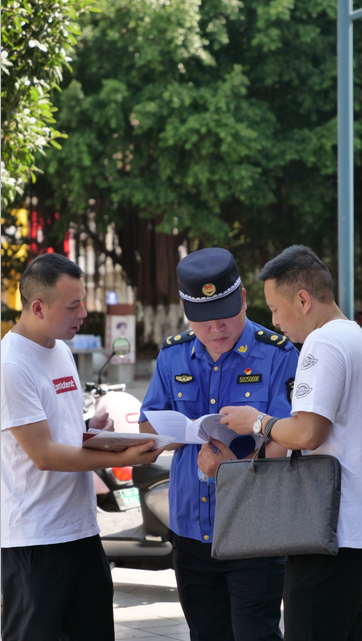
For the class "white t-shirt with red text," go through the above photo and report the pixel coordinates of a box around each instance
[1,332,99,547]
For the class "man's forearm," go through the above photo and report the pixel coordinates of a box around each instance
[261,412,331,451]
[237,441,287,460]
[33,441,157,472]
[220,406,332,451]
[265,441,287,457]
[10,420,161,471]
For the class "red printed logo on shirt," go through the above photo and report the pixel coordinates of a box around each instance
[53,376,78,394]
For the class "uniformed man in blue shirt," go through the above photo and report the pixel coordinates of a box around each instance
[139,248,299,641]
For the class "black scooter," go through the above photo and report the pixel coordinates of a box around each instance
[98,459,173,571]
[84,338,173,570]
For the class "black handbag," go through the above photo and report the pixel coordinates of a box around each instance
[212,420,341,560]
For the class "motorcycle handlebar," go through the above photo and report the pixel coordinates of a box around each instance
[106,384,127,392]
[84,382,127,395]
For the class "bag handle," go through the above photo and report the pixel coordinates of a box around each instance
[257,417,280,460]
[251,417,302,473]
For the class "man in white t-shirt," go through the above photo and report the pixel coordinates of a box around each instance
[201,245,362,641]
[1,253,163,641]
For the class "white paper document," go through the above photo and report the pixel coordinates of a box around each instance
[82,430,173,452]
[143,410,238,447]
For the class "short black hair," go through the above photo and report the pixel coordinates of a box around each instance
[257,245,334,304]
[20,254,83,309]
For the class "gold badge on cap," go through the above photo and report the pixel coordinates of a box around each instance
[202,283,216,297]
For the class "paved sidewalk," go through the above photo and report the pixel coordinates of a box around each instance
[112,567,285,640]
[112,568,189,641]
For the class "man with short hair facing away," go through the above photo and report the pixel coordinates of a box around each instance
[1,253,163,641]
[139,247,299,641]
[218,245,362,641]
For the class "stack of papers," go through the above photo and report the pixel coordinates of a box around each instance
[144,410,238,447]
[82,430,174,452]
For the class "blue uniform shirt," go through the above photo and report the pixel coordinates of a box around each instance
[139,317,299,543]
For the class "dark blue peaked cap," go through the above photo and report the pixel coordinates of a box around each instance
[176,248,242,322]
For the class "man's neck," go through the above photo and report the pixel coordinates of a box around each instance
[205,347,221,363]
[314,303,347,331]
[205,338,241,363]
[11,318,56,349]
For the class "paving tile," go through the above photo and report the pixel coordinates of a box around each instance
[116,637,182,641]
[113,623,137,632]
[114,628,161,639]
[117,602,183,615]
[143,605,185,619]
[117,592,179,605]
[112,568,177,589]
[120,618,186,630]
[141,625,190,636]
[113,583,144,595]
[114,598,157,608]
[113,609,156,621]
[127,586,179,599]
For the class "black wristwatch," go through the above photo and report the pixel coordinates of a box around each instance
[263,417,280,439]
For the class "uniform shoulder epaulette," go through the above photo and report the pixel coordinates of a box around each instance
[255,328,290,349]
[162,330,196,349]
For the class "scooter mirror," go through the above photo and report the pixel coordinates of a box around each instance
[113,337,130,357]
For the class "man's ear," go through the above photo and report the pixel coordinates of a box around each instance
[31,299,45,320]
[180,298,189,322]
[297,290,312,314]
[241,287,247,311]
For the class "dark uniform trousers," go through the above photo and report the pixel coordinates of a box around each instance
[171,532,285,641]
[1,534,115,641]
[283,548,362,641]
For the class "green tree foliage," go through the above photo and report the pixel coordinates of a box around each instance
[38,0,361,291]
[1,0,94,207]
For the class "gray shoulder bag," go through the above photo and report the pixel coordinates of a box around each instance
[212,418,341,560]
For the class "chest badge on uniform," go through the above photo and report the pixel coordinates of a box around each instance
[175,374,194,384]
[286,377,294,404]
[238,345,248,353]
[237,373,262,384]
[244,368,251,375]
[202,283,216,297]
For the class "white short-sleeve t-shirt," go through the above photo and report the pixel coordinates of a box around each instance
[291,319,362,549]
[1,332,99,547]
